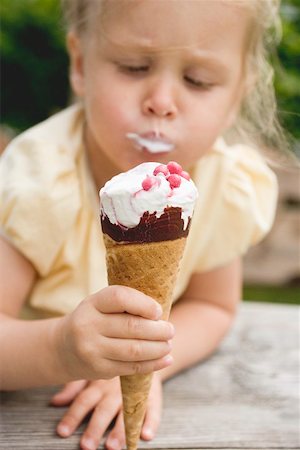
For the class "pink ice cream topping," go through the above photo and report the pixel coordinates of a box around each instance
[153,164,169,177]
[181,170,191,181]
[167,174,182,189]
[142,175,159,191]
[167,161,183,175]
[142,162,189,191]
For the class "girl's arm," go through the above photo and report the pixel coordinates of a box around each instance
[0,236,173,390]
[159,258,241,381]
[0,236,69,388]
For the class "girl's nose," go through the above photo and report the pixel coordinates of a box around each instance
[142,79,178,119]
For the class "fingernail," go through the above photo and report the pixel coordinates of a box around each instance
[143,427,154,439]
[57,424,70,437]
[169,323,175,336]
[164,354,173,365]
[155,304,162,318]
[81,437,95,450]
[107,438,120,450]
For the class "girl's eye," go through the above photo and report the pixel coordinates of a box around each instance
[184,75,213,90]
[119,65,149,73]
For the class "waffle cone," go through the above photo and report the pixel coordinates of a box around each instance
[103,234,187,450]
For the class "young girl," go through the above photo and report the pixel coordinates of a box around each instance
[0,0,282,449]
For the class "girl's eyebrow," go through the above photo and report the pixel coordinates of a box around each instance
[105,39,169,55]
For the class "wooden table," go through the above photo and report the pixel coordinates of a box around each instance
[1,302,299,449]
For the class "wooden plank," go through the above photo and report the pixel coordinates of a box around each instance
[1,302,299,449]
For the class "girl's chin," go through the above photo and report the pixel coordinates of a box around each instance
[111,148,182,173]
[127,149,177,166]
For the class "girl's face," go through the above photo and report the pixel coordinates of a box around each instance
[68,0,251,180]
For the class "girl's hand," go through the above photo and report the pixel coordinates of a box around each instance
[50,373,163,450]
[56,286,174,382]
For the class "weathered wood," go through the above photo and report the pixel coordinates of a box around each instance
[1,302,299,449]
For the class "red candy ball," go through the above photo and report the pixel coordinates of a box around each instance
[142,176,157,191]
[181,170,191,181]
[168,174,182,189]
[153,164,169,177]
[167,161,183,175]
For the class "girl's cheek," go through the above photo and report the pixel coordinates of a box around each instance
[90,102,131,138]
[104,103,130,127]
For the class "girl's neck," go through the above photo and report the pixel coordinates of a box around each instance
[83,125,119,192]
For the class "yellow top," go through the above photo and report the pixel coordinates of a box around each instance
[0,105,278,318]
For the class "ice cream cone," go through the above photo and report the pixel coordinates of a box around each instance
[103,233,187,450]
[120,373,153,450]
[99,161,198,450]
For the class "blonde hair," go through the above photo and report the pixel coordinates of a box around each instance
[227,0,292,166]
[61,0,293,166]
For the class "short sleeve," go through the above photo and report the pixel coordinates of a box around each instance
[192,144,278,272]
[0,134,81,276]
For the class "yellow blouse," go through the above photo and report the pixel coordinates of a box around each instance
[0,104,278,318]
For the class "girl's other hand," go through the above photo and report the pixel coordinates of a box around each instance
[50,373,163,450]
[56,286,174,382]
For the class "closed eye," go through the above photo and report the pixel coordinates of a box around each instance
[184,76,213,90]
[119,65,149,73]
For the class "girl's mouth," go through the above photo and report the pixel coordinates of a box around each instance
[126,132,174,154]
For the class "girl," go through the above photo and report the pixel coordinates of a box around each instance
[0,1,283,449]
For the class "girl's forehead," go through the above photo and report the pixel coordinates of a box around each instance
[95,0,251,57]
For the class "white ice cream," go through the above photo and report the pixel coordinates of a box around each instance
[126,133,174,153]
[100,162,198,230]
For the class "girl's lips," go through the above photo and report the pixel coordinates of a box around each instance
[126,132,174,154]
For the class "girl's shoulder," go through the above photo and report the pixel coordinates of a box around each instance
[0,104,84,276]
[193,138,277,196]
[0,103,84,208]
[4,103,84,158]
[203,138,276,176]
[187,139,278,271]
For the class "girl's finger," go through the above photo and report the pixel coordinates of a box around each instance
[141,378,162,441]
[105,411,126,450]
[100,314,175,341]
[50,380,88,406]
[104,337,172,362]
[92,286,162,320]
[56,385,102,438]
[80,394,122,450]
[108,354,173,377]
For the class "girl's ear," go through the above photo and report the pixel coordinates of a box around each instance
[67,32,85,97]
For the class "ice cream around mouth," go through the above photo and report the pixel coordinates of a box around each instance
[126,133,174,153]
[100,161,198,243]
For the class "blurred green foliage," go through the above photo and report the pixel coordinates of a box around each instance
[276,0,300,143]
[1,0,300,143]
[0,0,69,130]
[244,285,300,305]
